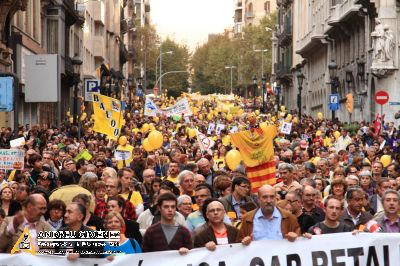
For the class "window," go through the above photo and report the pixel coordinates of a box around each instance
[264,1,270,14]
[47,19,58,53]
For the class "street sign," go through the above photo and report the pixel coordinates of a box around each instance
[329,94,339,111]
[389,102,400,106]
[84,79,100,102]
[375,90,389,105]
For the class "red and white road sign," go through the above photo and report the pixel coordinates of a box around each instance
[375,90,389,105]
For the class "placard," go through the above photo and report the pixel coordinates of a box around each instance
[0,149,25,170]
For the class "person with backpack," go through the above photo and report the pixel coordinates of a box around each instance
[103,211,142,261]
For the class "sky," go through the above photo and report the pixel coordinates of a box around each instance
[150,0,235,51]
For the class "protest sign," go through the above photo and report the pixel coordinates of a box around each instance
[216,123,225,135]
[74,149,92,162]
[10,137,25,148]
[0,149,24,170]
[281,121,292,135]
[114,150,131,161]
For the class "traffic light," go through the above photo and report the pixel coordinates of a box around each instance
[346,93,353,113]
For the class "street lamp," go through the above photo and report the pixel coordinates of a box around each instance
[71,53,82,126]
[254,49,268,78]
[274,80,281,114]
[157,50,173,94]
[252,75,257,107]
[328,59,339,121]
[225,66,236,94]
[296,72,305,119]
[261,75,266,113]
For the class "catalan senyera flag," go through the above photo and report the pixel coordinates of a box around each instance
[230,125,277,193]
[92,93,123,141]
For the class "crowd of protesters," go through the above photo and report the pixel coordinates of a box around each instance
[0,94,399,261]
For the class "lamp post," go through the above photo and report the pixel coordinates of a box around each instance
[252,75,257,107]
[158,50,173,94]
[274,80,281,114]
[71,54,82,139]
[225,66,236,94]
[296,72,305,120]
[254,49,268,78]
[261,75,266,113]
[328,59,339,121]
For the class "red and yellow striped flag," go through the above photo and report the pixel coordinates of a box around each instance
[230,125,277,193]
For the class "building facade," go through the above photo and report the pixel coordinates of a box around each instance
[287,0,400,123]
[234,0,277,35]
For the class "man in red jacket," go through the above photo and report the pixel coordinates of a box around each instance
[142,192,192,254]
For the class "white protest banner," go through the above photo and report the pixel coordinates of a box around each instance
[10,137,25,148]
[215,123,226,135]
[281,121,292,135]
[161,97,192,117]
[1,233,399,266]
[0,149,24,170]
[143,96,159,117]
[196,129,215,151]
[207,123,215,135]
[114,150,131,161]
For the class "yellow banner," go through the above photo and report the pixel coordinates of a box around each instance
[230,125,277,167]
[92,93,123,140]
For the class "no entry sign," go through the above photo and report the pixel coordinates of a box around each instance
[375,90,389,105]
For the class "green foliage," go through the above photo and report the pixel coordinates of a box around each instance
[191,12,276,94]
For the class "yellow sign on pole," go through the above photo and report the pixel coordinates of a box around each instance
[92,93,123,141]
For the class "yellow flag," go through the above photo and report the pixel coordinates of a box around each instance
[92,93,123,140]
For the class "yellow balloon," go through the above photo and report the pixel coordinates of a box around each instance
[80,112,87,121]
[255,110,260,116]
[207,114,213,121]
[237,109,244,116]
[380,155,391,168]
[316,130,322,137]
[280,106,286,112]
[226,149,242,170]
[188,129,196,139]
[286,114,292,121]
[198,114,204,120]
[127,113,131,118]
[118,136,127,146]
[149,123,155,131]
[317,112,323,120]
[333,131,340,140]
[148,130,163,149]
[69,117,73,124]
[222,135,231,146]
[142,123,149,132]
[154,117,159,123]
[271,116,276,122]
[227,114,233,122]
[292,117,298,124]
[67,111,71,117]
[143,138,153,152]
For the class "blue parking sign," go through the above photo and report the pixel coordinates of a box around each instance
[329,94,339,111]
[85,79,100,102]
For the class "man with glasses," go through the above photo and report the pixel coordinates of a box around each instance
[341,187,373,230]
[0,194,51,253]
[220,177,255,221]
[193,199,238,250]
[95,159,107,177]
[302,185,325,223]
[285,191,315,233]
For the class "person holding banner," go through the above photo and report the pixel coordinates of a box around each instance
[237,185,300,245]
[142,192,192,254]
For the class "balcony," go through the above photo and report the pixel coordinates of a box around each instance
[121,18,135,34]
[234,10,242,23]
[274,62,292,79]
[277,25,292,47]
[91,1,105,25]
[296,26,326,58]
[93,36,105,60]
[128,45,137,61]
[277,0,293,8]
[145,3,150,12]
[326,0,361,32]
[246,12,254,19]
[119,43,129,65]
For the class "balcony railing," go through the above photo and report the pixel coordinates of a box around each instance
[326,0,361,28]
[245,12,254,19]
[274,62,292,78]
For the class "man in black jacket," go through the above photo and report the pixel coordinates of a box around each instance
[56,202,103,260]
